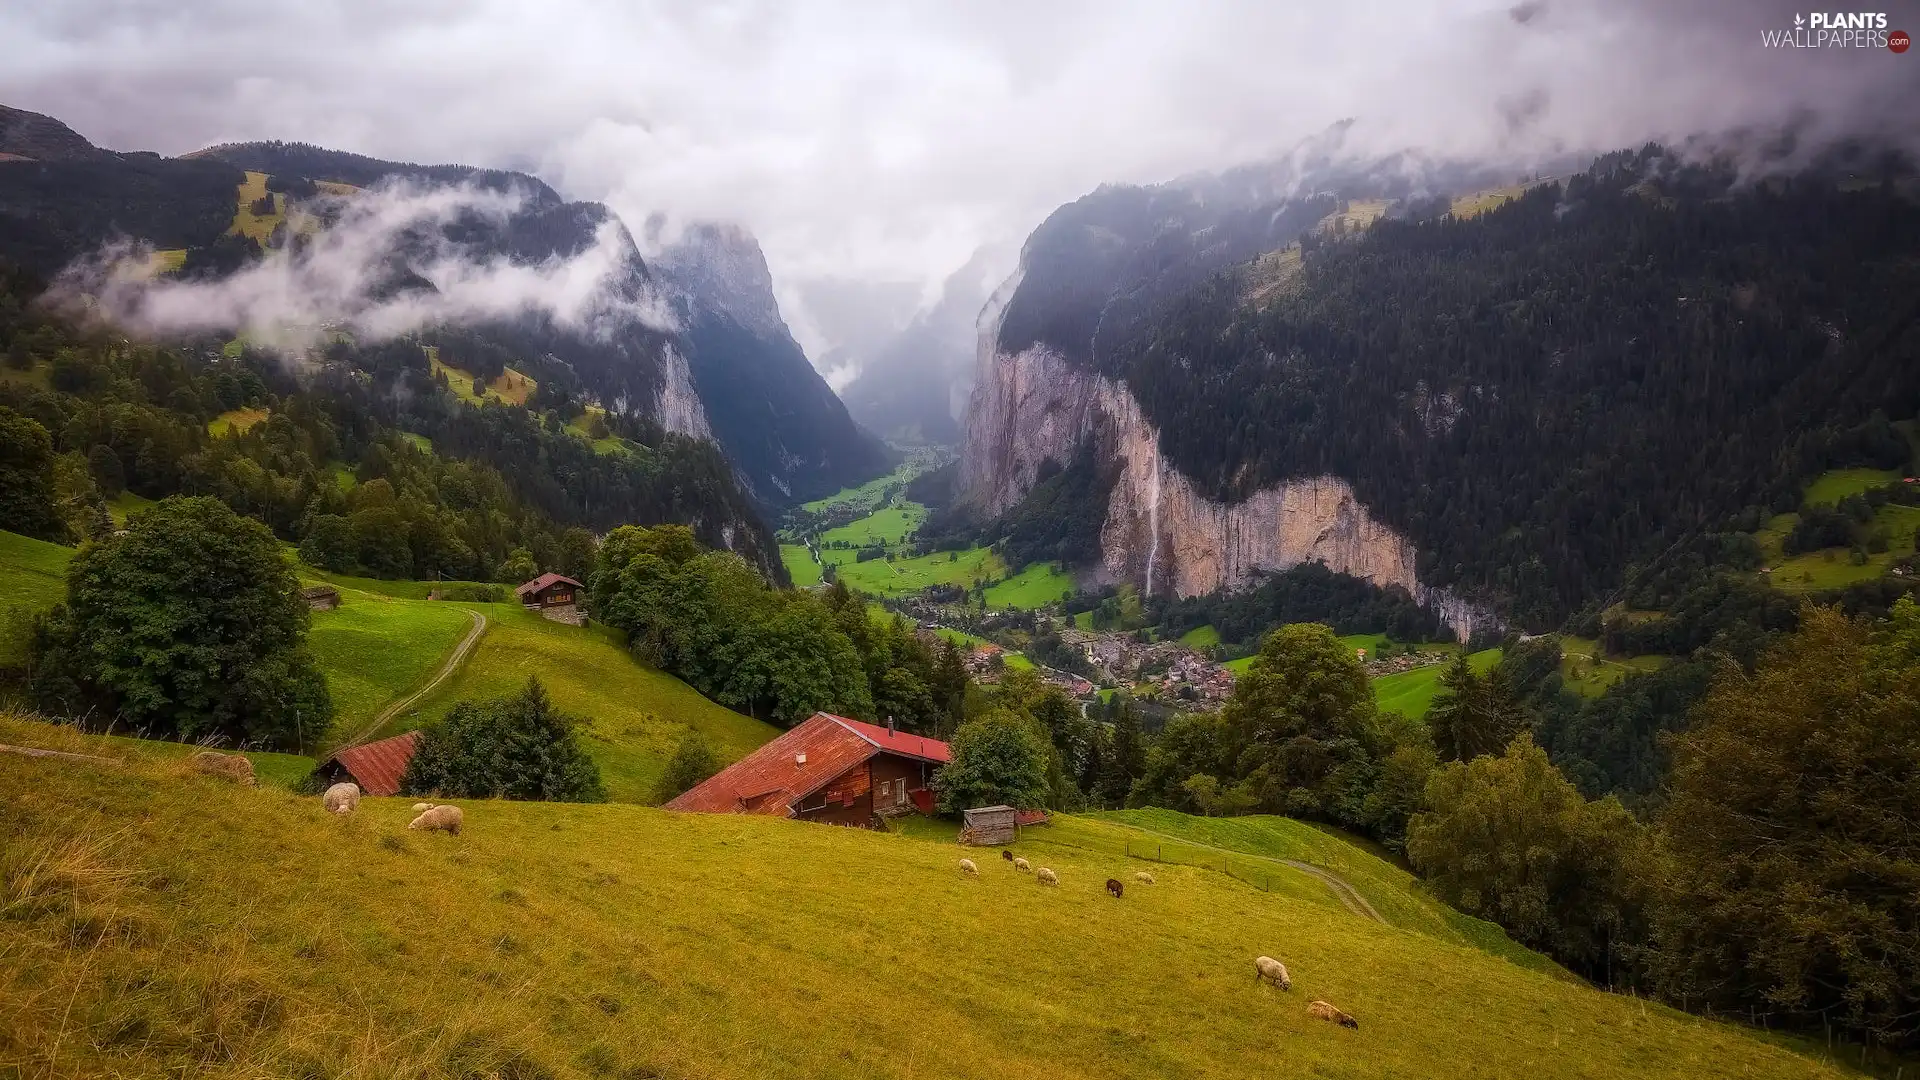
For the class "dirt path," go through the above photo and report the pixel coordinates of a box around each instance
[343,609,487,748]
[0,743,120,766]
[1279,859,1385,923]
[1107,823,1386,924]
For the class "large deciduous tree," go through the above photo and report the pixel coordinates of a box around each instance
[0,406,65,541]
[934,709,1051,814]
[1218,622,1380,823]
[35,495,331,750]
[1648,602,1920,1046]
[1407,735,1647,982]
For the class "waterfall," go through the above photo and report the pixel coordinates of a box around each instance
[1144,444,1162,597]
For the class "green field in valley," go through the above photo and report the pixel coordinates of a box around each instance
[823,543,1005,598]
[819,503,925,547]
[982,561,1075,609]
[1179,624,1221,648]
[932,626,1034,670]
[0,732,1855,1080]
[1372,648,1502,719]
[781,543,823,586]
[386,604,780,803]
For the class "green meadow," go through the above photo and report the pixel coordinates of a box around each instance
[0,727,1859,1080]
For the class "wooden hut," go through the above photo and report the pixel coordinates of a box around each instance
[960,805,1019,846]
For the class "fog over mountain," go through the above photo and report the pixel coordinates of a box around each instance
[4,0,1914,384]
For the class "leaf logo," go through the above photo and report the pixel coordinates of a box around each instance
[1793,12,1805,25]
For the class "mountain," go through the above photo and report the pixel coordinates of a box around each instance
[837,243,1009,446]
[0,104,115,162]
[650,222,890,503]
[962,143,1920,634]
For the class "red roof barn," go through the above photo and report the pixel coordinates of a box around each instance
[515,573,582,609]
[316,730,422,797]
[665,712,949,827]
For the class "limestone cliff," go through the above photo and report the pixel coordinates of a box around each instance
[962,277,1493,641]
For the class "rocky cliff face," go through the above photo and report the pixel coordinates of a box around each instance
[962,279,1492,640]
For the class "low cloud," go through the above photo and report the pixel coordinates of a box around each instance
[54,180,673,352]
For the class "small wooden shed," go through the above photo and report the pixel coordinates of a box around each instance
[301,585,341,611]
[960,805,1019,846]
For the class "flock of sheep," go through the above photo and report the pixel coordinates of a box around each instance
[958,848,1360,1031]
[314,776,1359,1032]
[322,781,463,834]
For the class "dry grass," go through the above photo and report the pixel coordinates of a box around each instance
[0,720,1865,1080]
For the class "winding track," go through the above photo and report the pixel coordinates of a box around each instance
[342,608,487,748]
[1107,823,1386,923]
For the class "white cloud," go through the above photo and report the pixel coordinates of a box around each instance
[5,0,1914,363]
[55,180,671,350]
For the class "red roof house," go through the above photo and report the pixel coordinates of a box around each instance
[317,730,422,797]
[665,712,950,828]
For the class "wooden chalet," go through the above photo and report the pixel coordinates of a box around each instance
[665,712,950,828]
[515,573,581,609]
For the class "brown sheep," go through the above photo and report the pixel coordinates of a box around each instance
[191,751,255,786]
[1308,1000,1358,1029]
[1001,849,1014,861]
[1105,878,1124,898]
[407,804,463,835]
[1254,956,1291,990]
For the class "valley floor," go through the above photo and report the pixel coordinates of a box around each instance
[0,716,1861,1080]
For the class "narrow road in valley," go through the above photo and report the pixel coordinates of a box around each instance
[345,609,487,748]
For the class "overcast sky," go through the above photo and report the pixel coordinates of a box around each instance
[4,0,1914,367]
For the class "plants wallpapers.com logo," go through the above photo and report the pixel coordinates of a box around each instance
[1760,11,1910,49]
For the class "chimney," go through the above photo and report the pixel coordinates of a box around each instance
[887,716,896,736]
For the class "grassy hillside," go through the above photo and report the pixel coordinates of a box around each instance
[0,529,75,627]
[0,735,1856,1080]
[823,544,1005,597]
[382,604,780,803]
[819,503,924,547]
[304,595,479,743]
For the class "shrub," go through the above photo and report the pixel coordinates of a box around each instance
[402,677,605,802]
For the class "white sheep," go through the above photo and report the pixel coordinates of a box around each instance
[1254,955,1291,991]
[407,804,463,835]
[1013,857,1031,872]
[1135,871,1155,885]
[958,858,978,875]
[1036,867,1058,886]
[322,782,361,815]
[411,802,434,812]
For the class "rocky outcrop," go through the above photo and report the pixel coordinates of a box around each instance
[653,341,714,439]
[962,279,1493,640]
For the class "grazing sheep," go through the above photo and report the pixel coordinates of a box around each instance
[959,858,978,876]
[407,804,463,836]
[322,782,361,815]
[1105,878,1124,898]
[411,802,434,812]
[1036,867,1058,886]
[1253,956,1292,991]
[1307,1000,1358,1029]
[1001,849,1014,861]
[1134,871,1155,885]
[1013,857,1031,872]
[190,751,255,786]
